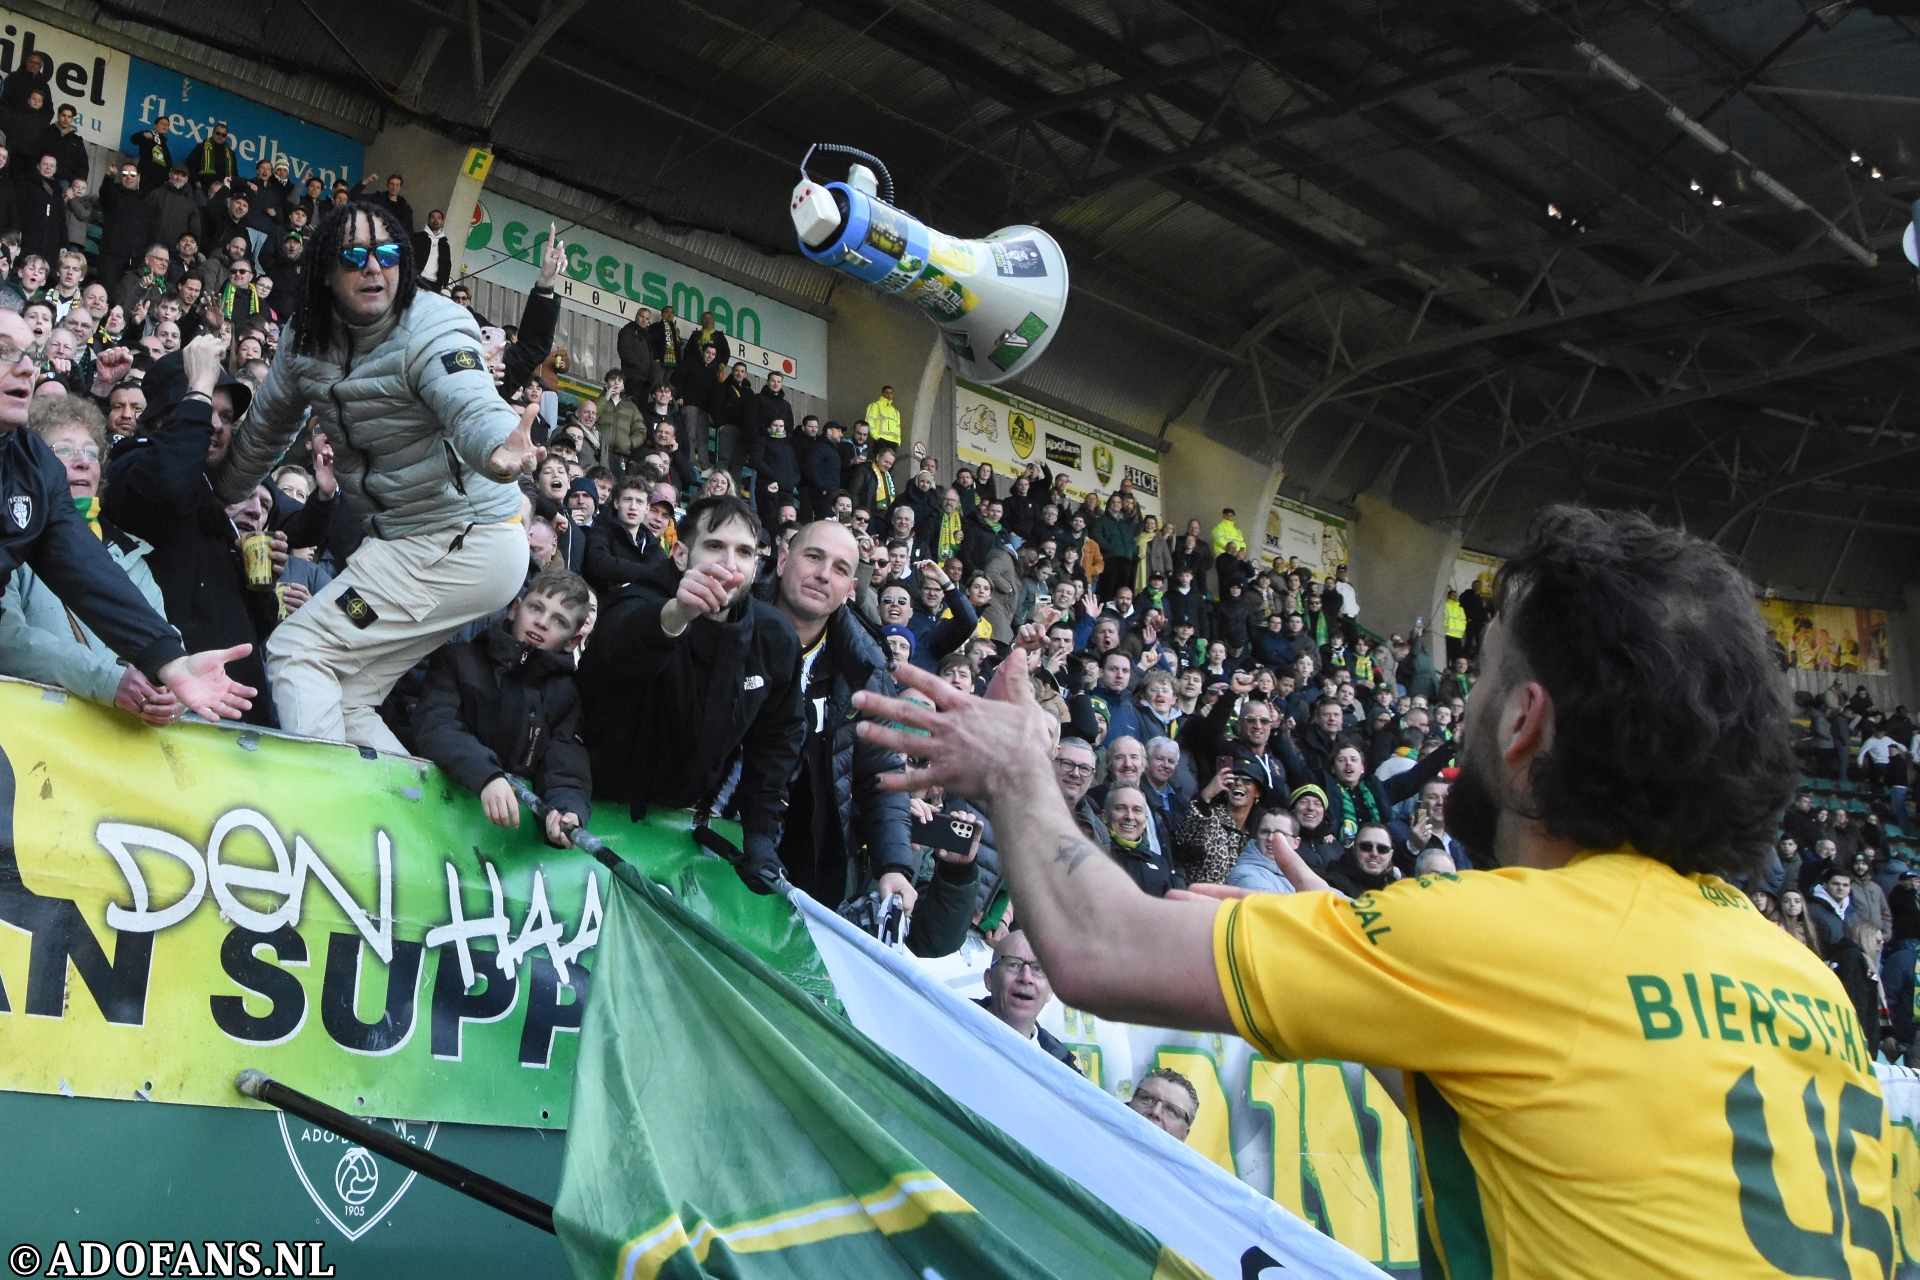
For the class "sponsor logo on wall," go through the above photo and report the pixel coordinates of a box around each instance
[1044,434,1082,469]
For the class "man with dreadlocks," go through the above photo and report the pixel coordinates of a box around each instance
[210,201,544,751]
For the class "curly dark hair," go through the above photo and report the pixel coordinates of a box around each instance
[289,202,418,358]
[1490,505,1795,880]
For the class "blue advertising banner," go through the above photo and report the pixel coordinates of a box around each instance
[123,58,363,188]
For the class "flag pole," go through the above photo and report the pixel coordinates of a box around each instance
[235,1070,556,1234]
[508,777,626,872]
[506,777,792,895]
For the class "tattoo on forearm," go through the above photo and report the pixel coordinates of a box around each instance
[1053,835,1101,876]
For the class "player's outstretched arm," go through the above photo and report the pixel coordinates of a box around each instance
[855,651,1231,1032]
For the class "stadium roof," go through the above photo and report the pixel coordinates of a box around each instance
[102,0,1920,603]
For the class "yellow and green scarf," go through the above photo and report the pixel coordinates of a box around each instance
[936,508,964,561]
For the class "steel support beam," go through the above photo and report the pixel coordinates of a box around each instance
[1444,332,1920,519]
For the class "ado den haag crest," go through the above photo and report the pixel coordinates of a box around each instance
[278,1110,440,1241]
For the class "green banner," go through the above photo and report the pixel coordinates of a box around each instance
[558,862,1203,1279]
[0,680,827,1130]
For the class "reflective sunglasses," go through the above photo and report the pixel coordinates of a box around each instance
[1355,840,1394,854]
[338,242,401,271]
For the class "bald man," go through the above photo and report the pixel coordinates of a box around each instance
[770,520,918,907]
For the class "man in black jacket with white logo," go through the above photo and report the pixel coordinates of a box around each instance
[0,310,254,721]
[578,495,804,891]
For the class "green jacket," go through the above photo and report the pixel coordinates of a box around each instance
[1089,514,1136,560]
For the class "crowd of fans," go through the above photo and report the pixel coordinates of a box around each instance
[1754,686,1920,1065]
[0,76,1915,1139]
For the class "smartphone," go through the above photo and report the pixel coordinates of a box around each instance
[1415,616,1425,629]
[1036,593,1052,607]
[912,812,978,855]
[1414,804,1430,828]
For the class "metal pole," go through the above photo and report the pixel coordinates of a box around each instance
[507,776,624,871]
[235,1070,555,1235]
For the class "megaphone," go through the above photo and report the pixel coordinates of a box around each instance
[790,144,1068,385]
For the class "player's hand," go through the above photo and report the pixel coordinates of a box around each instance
[876,870,919,915]
[544,808,579,847]
[480,777,519,829]
[853,649,1056,802]
[155,646,255,721]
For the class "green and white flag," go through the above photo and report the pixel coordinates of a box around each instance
[556,860,1385,1280]
[555,861,1208,1279]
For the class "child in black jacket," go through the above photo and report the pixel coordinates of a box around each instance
[412,568,593,846]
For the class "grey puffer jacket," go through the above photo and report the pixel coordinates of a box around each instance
[213,292,521,538]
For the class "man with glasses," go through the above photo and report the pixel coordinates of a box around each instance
[1323,822,1402,897]
[208,201,541,752]
[1127,1068,1198,1142]
[0,312,254,722]
[907,563,976,672]
[1054,737,1107,852]
[975,931,1079,1072]
[185,122,237,193]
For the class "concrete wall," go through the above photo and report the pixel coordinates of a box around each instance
[361,122,469,233]
[1160,422,1280,541]
[1350,492,1460,658]
[825,287,941,454]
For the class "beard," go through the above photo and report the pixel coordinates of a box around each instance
[1448,740,1503,868]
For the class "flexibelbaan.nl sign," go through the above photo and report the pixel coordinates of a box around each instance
[954,377,1162,516]
[125,59,366,189]
[0,11,365,187]
[462,191,829,397]
[0,679,821,1132]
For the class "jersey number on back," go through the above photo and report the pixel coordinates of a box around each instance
[1726,1068,1891,1277]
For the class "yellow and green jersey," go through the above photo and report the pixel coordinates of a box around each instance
[1214,851,1893,1279]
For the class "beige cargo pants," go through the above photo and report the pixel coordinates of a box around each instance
[265,520,526,753]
